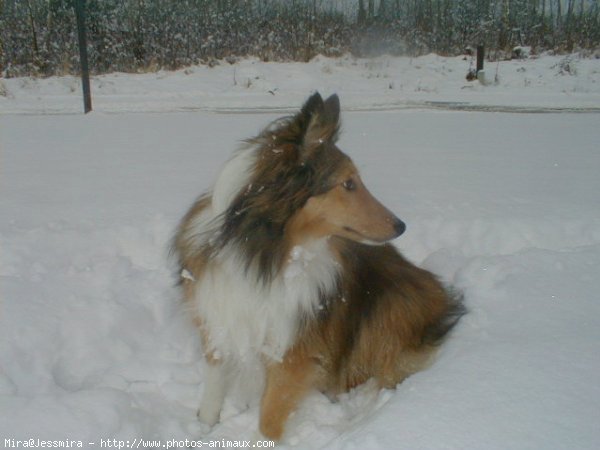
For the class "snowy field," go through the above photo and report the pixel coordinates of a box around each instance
[1,53,600,114]
[2,54,600,449]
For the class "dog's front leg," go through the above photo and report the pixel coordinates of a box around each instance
[259,349,318,442]
[197,359,228,427]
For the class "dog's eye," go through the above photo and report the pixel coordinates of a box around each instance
[342,179,356,191]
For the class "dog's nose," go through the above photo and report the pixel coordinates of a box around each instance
[393,217,406,237]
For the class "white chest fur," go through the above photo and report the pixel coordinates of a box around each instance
[191,238,339,363]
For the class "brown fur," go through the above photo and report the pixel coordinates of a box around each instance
[172,93,464,442]
[257,239,464,440]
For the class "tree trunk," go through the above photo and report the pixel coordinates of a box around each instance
[557,0,562,30]
[25,0,39,62]
[358,0,366,24]
[379,0,387,17]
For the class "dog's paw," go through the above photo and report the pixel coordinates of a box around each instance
[196,406,220,428]
[188,418,213,437]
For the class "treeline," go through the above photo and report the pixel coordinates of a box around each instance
[1,0,599,77]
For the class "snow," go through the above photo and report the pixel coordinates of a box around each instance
[1,54,600,449]
[1,53,600,115]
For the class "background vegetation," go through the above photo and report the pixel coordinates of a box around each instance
[2,0,599,77]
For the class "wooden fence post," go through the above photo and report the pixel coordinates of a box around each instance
[74,0,92,114]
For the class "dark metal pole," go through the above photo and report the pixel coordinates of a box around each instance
[74,0,92,113]
[476,45,485,74]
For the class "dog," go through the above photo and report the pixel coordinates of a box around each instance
[172,92,464,442]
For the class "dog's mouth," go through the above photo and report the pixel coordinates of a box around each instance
[342,226,388,245]
[342,219,405,245]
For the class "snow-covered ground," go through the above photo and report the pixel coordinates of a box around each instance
[1,53,600,114]
[1,55,600,449]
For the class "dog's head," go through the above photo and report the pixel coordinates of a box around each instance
[215,93,405,277]
[280,93,405,246]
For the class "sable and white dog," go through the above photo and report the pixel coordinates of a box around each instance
[172,93,464,442]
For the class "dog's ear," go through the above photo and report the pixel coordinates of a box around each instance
[301,92,325,119]
[303,93,340,147]
[321,94,340,131]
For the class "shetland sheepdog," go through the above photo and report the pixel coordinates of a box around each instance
[173,93,464,442]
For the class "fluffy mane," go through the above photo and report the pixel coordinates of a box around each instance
[209,93,346,283]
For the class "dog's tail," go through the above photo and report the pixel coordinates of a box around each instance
[422,287,466,346]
